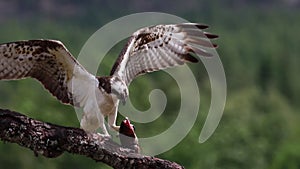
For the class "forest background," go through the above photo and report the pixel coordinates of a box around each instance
[0,0,299,169]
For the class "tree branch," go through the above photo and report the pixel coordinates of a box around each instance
[0,108,184,169]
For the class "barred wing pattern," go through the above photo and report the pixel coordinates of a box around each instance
[110,23,218,85]
[0,40,85,104]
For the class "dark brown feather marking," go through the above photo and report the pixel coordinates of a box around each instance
[110,23,218,86]
[97,76,112,94]
[183,53,199,63]
[204,32,219,39]
[136,33,158,46]
[110,36,134,76]
[178,23,209,30]
[0,40,74,105]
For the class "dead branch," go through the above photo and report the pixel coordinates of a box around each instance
[0,108,184,169]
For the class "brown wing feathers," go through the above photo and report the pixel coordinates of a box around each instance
[111,23,218,85]
[0,23,217,103]
[0,40,74,104]
[179,24,218,57]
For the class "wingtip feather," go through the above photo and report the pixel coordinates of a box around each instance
[195,24,209,29]
[186,46,213,57]
[183,53,199,63]
[178,23,209,30]
[204,32,219,39]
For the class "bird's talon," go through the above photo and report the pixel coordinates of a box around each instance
[96,133,111,139]
[110,125,120,132]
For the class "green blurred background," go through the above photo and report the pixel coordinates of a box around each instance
[0,0,299,168]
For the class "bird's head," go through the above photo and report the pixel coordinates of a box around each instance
[98,76,128,104]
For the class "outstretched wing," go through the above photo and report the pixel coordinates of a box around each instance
[0,39,94,105]
[110,23,218,85]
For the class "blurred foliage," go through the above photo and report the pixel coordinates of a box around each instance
[0,0,300,169]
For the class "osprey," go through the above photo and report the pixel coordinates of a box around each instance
[0,23,218,136]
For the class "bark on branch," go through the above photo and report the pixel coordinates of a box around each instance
[0,108,184,169]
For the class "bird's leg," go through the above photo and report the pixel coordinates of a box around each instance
[80,112,110,138]
[97,112,110,137]
[108,110,120,132]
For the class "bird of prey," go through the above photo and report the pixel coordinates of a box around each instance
[0,23,218,136]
